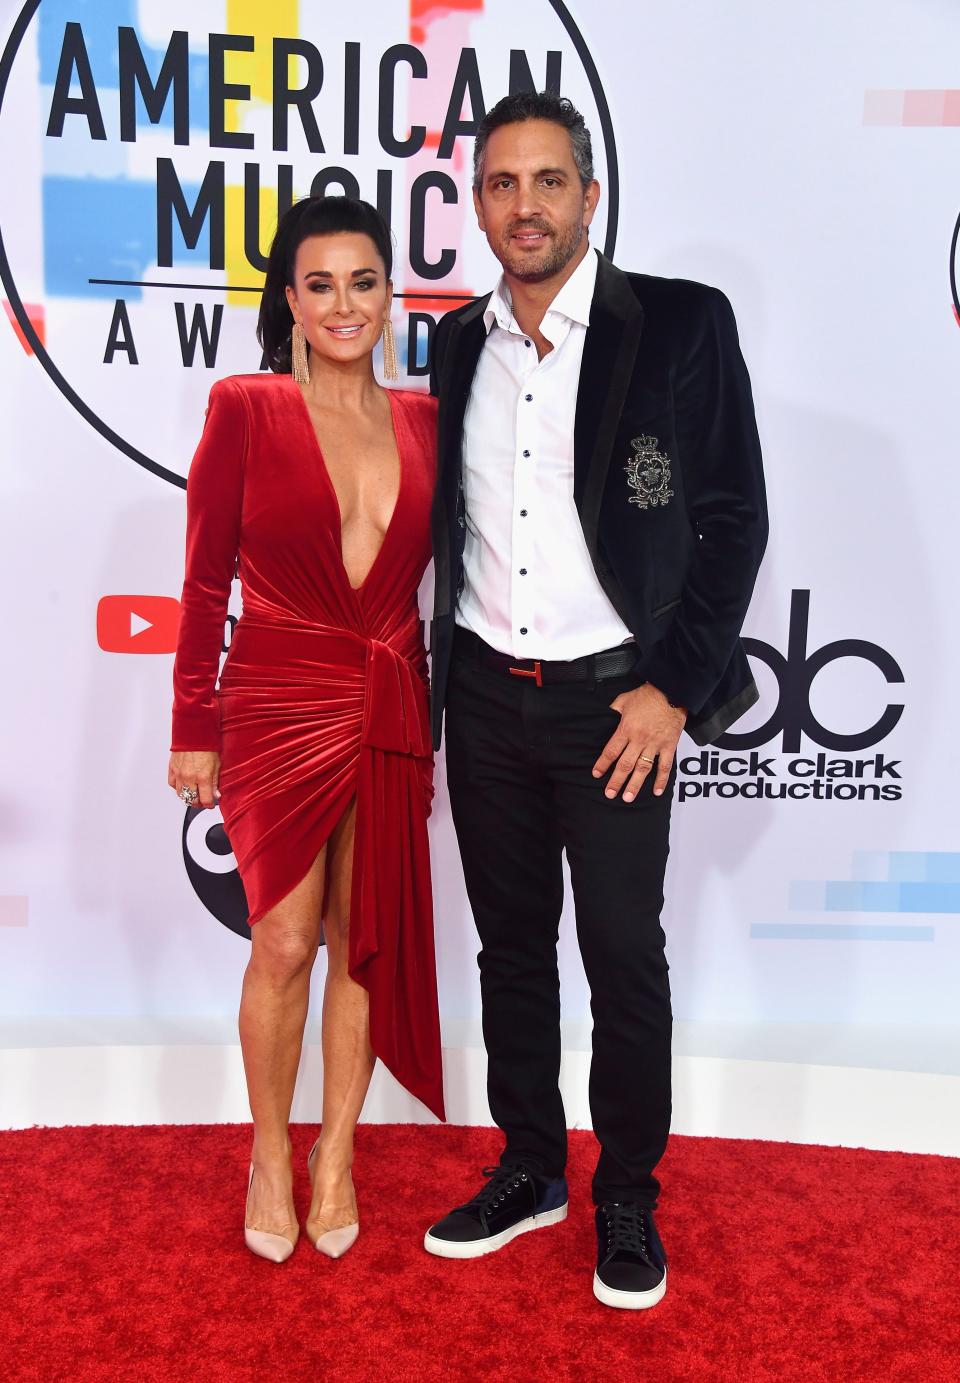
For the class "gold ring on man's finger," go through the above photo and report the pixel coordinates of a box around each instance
[639,754,656,765]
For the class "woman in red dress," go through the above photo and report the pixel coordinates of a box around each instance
[168,197,444,1264]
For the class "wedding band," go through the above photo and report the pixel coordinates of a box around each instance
[639,754,656,764]
[178,784,199,805]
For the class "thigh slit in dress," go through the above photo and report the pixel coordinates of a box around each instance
[171,374,444,1120]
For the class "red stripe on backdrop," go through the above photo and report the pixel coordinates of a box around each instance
[411,0,484,45]
[4,300,45,354]
[0,1124,958,1381]
[399,289,476,310]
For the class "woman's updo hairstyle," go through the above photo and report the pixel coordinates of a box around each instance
[257,195,394,374]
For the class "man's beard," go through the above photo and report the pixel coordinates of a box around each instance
[499,218,584,283]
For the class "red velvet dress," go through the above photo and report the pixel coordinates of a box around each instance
[171,373,444,1120]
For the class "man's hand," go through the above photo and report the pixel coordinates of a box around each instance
[592,684,686,801]
[168,750,221,809]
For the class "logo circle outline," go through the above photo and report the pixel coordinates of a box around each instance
[0,0,620,491]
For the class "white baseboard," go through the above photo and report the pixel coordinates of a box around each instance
[3,1039,958,1156]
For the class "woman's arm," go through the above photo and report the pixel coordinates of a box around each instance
[170,378,247,758]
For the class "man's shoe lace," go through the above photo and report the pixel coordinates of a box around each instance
[601,1202,654,1262]
[467,1165,531,1218]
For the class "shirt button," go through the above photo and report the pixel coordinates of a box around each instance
[520,627,528,635]
[520,509,528,517]
[524,339,532,348]
[522,450,531,458]
[519,568,527,575]
[524,393,533,402]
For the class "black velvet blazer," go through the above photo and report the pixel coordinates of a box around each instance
[428,252,768,750]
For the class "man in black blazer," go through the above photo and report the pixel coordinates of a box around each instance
[422,92,766,1310]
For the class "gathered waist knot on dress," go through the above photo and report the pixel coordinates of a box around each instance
[225,613,430,760]
[360,638,430,758]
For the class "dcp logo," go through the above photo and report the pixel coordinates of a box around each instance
[720,589,905,752]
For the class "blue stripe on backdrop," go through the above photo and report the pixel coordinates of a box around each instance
[790,880,960,912]
[852,851,960,882]
[789,854,960,914]
[39,0,210,134]
[42,175,209,300]
[751,923,935,942]
[39,0,134,85]
[889,853,960,882]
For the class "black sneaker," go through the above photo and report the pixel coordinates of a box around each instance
[423,1164,568,1259]
[593,1202,667,1309]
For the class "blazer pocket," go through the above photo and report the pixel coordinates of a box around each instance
[652,597,681,619]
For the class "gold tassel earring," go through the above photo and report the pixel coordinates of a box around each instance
[381,317,399,381]
[291,321,310,384]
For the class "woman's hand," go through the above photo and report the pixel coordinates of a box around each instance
[168,750,221,809]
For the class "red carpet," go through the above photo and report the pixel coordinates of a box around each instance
[1,1125,958,1382]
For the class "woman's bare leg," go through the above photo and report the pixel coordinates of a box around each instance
[307,799,376,1236]
[239,851,325,1239]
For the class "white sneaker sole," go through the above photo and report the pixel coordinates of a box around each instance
[423,1202,568,1260]
[593,1266,667,1310]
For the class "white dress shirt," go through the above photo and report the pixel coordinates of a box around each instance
[456,247,633,660]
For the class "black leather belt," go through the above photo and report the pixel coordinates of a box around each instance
[453,626,640,686]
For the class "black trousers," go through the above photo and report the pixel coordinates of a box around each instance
[445,636,675,1208]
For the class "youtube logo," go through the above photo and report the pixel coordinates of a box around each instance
[97,595,180,654]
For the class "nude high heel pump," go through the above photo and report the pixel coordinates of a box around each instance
[244,1163,298,1263]
[306,1137,360,1258]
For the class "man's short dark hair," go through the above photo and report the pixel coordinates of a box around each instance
[472,91,595,191]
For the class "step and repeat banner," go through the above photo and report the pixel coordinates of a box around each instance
[1,1,957,1081]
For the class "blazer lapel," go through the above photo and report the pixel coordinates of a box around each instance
[433,294,489,617]
[438,295,489,492]
[574,255,645,553]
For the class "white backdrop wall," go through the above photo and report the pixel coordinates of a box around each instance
[1,0,959,1146]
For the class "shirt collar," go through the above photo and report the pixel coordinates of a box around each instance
[482,246,598,335]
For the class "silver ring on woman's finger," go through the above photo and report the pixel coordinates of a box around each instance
[178,784,199,805]
[639,754,656,764]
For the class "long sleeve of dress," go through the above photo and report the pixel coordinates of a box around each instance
[170,378,247,751]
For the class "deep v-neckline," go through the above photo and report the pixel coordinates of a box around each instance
[292,379,404,594]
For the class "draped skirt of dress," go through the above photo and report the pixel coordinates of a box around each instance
[218,616,441,1120]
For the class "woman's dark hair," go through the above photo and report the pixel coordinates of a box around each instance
[257,196,394,373]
